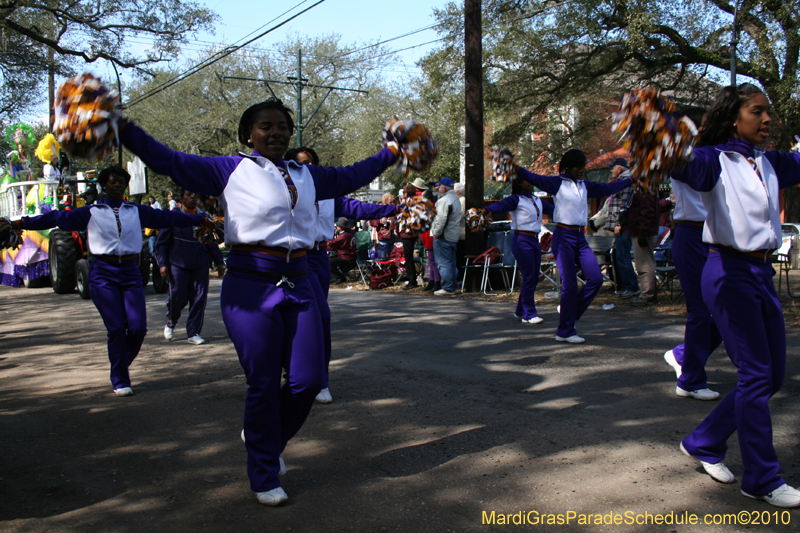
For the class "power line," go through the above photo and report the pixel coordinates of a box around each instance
[125,0,327,108]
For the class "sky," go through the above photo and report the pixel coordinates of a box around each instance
[29,0,453,122]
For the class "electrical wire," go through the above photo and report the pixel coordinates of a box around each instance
[125,0,327,108]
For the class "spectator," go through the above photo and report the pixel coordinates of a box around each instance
[419,189,441,292]
[144,195,163,254]
[147,195,162,210]
[368,193,397,260]
[454,182,467,275]
[327,217,357,284]
[397,177,428,289]
[430,177,462,295]
[167,193,178,211]
[627,188,660,306]
[604,160,640,298]
[155,188,225,345]
[659,192,674,228]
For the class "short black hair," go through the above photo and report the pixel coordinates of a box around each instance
[97,166,131,187]
[238,98,295,148]
[285,146,319,165]
[179,188,198,202]
[558,149,586,174]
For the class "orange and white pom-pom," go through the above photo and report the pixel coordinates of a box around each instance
[194,212,225,245]
[490,147,518,182]
[383,119,439,177]
[54,73,121,162]
[0,217,22,249]
[466,207,492,232]
[612,87,698,193]
[396,196,435,234]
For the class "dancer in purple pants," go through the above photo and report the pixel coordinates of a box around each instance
[484,177,554,323]
[14,167,205,396]
[662,106,724,401]
[154,189,225,345]
[516,149,631,343]
[672,84,800,508]
[118,99,410,506]
[286,147,398,404]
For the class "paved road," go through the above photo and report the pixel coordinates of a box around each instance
[1,281,798,532]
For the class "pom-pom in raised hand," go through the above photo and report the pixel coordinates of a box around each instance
[490,147,519,182]
[194,213,225,245]
[54,73,122,162]
[0,218,23,249]
[612,87,698,193]
[466,207,492,232]
[396,195,436,234]
[383,119,439,178]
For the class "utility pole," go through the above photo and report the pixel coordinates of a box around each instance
[730,0,741,87]
[464,0,484,260]
[225,48,369,148]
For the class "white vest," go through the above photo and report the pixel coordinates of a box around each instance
[672,179,706,222]
[87,203,143,256]
[315,199,336,242]
[702,150,781,252]
[553,178,588,225]
[510,195,544,233]
[220,156,317,252]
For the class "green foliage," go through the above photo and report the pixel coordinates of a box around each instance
[123,34,417,199]
[0,0,216,119]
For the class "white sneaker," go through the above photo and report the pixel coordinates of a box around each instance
[522,317,544,324]
[114,386,134,397]
[676,387,720,400]
[433,288,455,296]
[187,334,206,345]
[555,334,585,344]
[164,325,173,341]
[315,387,333,403]
[256,486,288,506]
[664,350,682,378]
[557,305,561,314]
[680,441,735,483]
[742,484,800,508]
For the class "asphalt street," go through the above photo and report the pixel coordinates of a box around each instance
[0,280,798,532]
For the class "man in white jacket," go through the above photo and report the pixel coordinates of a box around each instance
[430,177,462,295]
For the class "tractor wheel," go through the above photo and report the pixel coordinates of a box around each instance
[75,259,91,299]
[49,229,79,293]
[139,242,151,287]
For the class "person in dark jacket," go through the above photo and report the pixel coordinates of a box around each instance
[155,189,225,345]
[626,190,660,306]
[327,217,357,284]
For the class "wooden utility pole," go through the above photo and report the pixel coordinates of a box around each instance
[464,0,484,258]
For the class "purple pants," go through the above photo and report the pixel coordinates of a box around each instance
[166,265,209,338]
[308,249,333,389]
[426,249,441,282]
[221,270,325,492]
[551,226,603,338]
[89,259,147,389]
[512,232,542,320]
[670,224,722,390]
[682,250,786,496]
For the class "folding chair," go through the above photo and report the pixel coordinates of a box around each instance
[484,230,517,295]
[538,231,559,291]
[586,235,617,292]
[461,230,504,294]
[653,235,682,304]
